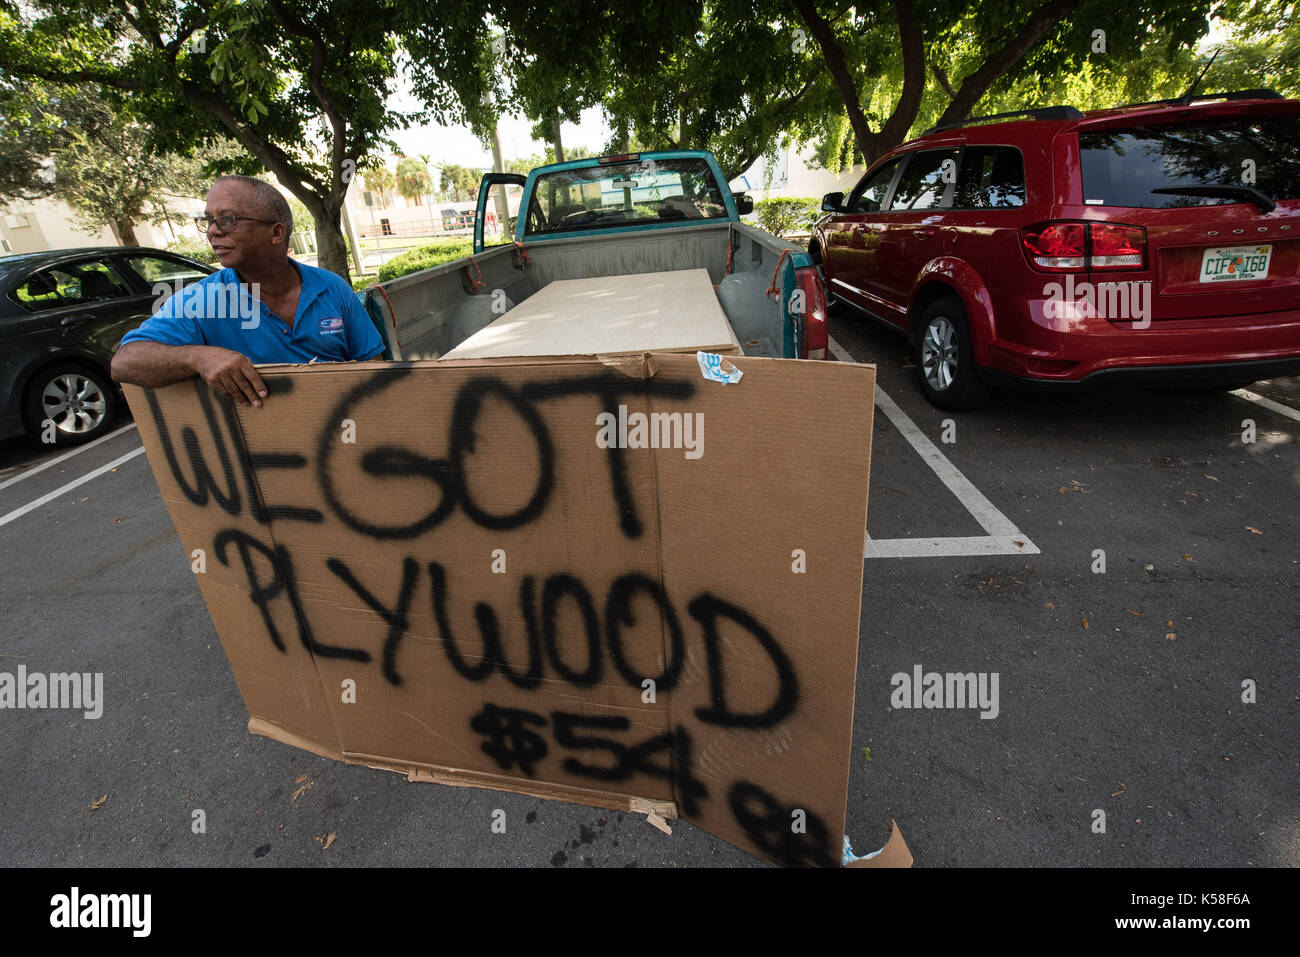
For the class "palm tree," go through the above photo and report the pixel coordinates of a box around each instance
[395,156,431,207]
[364,164,394,207]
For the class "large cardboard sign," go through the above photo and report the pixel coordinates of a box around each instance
[125,351,876,866]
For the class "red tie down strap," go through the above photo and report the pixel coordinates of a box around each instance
[765,248,792,301]
[513,240,532,263]
[464,256,487,291]
[714,238,738,292]
[369,282,401,350]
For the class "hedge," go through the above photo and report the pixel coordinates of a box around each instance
[753,197,821,238]
[374,238,476,283]
[165,236,216,264]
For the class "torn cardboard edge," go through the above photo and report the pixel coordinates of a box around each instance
[844,821,913,868]
[250,693,912,866]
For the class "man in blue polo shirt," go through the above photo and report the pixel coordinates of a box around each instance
[112,175,384,408]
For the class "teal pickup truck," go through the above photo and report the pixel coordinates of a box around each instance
[362,150,828,361]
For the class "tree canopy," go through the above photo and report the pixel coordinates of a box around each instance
[0,0,484,280]
[2,0,1292,278]
[0,79,249,244]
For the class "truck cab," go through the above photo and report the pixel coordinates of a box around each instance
[363,150,828,362]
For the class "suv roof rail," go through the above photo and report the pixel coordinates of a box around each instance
[923,105,1084,136]
[1107,88,1283,111]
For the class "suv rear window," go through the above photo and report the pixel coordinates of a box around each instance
[955,146,1026,208]
[1079,115,1300,208]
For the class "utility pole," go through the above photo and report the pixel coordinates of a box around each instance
[339,196,365,277]
[489,120,510,239]
[552,110,565,163]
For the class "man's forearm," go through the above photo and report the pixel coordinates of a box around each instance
[113,340,269,406]
[111,341,206,388]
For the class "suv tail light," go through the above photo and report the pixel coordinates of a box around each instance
[796,265,828,359]
[1021,221,1147,271]
[1089,223,1145,268]
[1022,223,1085,269]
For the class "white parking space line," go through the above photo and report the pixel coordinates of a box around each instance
[0,447,146,530]
[829,335,1039,559]
[864,535,1036,559]
[1230,388,1300,425]
[0,423,139,492]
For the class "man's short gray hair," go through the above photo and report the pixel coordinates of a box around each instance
[212,175,294,233]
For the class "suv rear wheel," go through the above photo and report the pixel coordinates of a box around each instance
[916,295,993,411]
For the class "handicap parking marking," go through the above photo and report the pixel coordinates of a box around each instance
[828,335,1040,559]
[1230,387,1300,425]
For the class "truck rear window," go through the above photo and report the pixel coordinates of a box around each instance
[1078,115,1300,208]
[525,158,728,235]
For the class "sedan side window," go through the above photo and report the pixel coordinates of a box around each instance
[888,149,959,211]
[124,255,209,286]
[847,158,901,213]
[11,271,67,312]
[30,260,134,310]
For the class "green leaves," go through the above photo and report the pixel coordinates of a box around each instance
[205,0,275,122]
[0,81,231,241]
[0,0,442,280]
[395,156,433,202]
[754,197,822,238]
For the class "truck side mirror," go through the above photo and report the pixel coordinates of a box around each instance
[821,192,845,212]
[733,192,754,215]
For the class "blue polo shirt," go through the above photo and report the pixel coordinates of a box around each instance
[122,259,384,364]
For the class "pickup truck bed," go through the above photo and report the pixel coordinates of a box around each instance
[440,268,741,360]
[366,220,815,363]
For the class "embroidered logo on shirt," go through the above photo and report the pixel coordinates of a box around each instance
[319,316,344,334]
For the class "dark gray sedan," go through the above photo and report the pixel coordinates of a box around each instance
[0,246,214,445]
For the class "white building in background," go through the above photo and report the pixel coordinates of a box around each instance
[343,173,482,240]
[732,146,864,203]
[0,194,207,255]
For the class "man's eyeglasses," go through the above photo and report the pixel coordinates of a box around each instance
[198,215,276,233]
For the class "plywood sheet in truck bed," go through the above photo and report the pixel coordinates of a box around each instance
[440,267,741,359]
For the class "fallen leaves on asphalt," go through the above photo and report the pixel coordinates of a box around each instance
[82,794,108,820]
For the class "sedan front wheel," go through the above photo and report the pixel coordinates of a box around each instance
[22,363,118,446]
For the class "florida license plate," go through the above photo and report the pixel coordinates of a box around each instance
[1199,245,1271,283]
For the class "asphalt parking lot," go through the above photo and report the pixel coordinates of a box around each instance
[1,305,1296,868]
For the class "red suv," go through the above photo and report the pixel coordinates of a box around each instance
[811,90,1300,410]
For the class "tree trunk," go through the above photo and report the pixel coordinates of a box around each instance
[552,111,565,163]
[307,194,350,284]
[794,0,926,170]
[932,0,1081,129]
[114,217,139,246]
